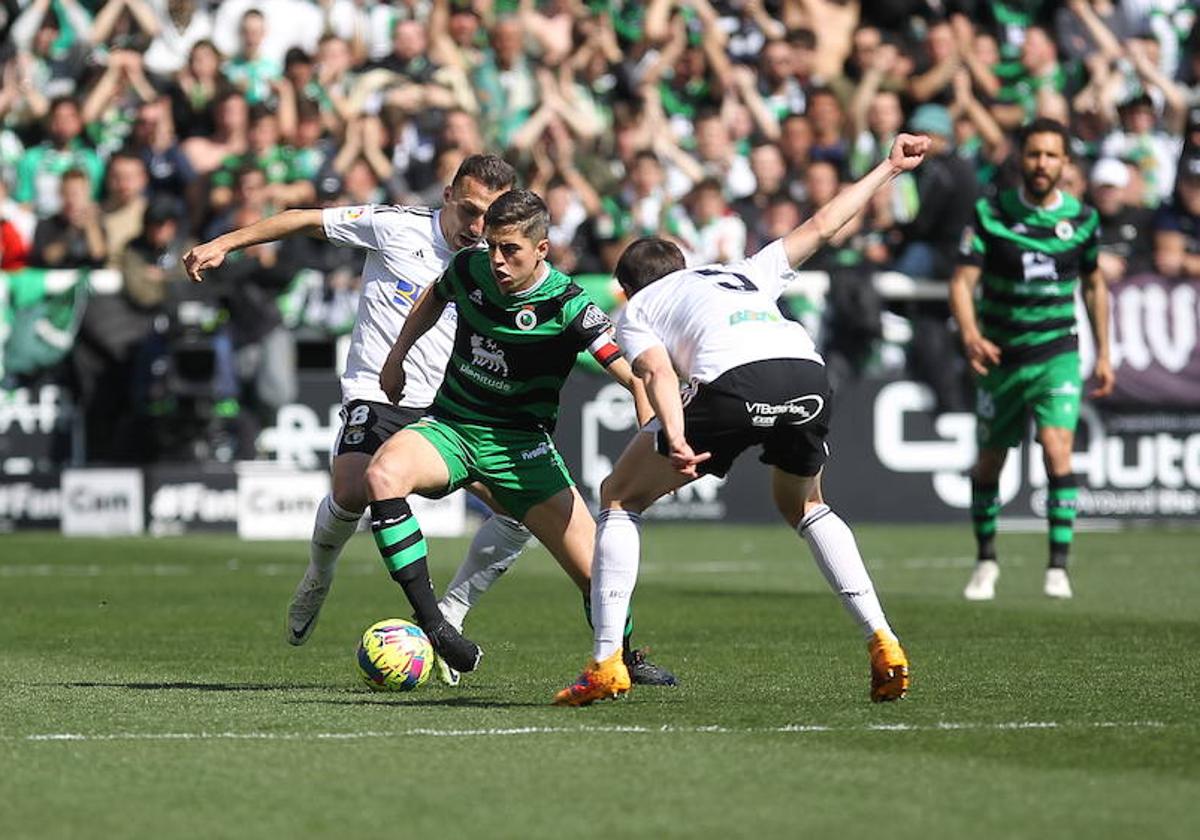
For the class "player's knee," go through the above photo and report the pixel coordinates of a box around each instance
[599,474,646,513]
[331,478,368,515]
[363,456,405,502]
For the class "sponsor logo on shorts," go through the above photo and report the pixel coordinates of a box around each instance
[744,394,825,426]
[520,441,552,460]
[1049,382,1080,397]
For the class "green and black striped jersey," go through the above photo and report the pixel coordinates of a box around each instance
[430,250,622,432]
[960,188,1100,366]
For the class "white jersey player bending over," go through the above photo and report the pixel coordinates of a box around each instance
[554,134,931,707]
[182,156,533,674]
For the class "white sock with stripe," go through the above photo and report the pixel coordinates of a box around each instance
[592,509,642,662]
[439,514,532,631]
[308,495,362,575]
[799,504,891,639]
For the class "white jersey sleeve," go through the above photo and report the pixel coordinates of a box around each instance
[737,238,795,300]
[321,204,459,408]
[615,304,666,365]
[323,205,383,250]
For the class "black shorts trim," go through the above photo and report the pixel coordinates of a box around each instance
[335,400,428,457]
[656,359,831,478]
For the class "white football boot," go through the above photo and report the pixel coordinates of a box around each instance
[1043,568,1073,599]
[286,563,334,645]
[963,560,999,601]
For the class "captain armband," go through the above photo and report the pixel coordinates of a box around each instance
[587,330,624,368]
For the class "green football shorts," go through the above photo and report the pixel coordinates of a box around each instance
[975,351,1082,450]
[406,416,573,521]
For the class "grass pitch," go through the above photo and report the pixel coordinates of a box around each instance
[1,523,1197,839]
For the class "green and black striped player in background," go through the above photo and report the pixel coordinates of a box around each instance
[950,118,1115,602]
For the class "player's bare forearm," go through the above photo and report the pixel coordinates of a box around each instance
[1083,267,1115,396]
[782,133,929,267]
[949,264,982,339]
[604,357,654,426]
[219,208,325,251]
[951,264,1001,374]
[1083,267,1111,362]
[381,286,446,402]
[633,346,686,447]
[389,285,446,363]
[183,209,326,282]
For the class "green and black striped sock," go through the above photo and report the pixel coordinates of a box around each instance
[371,497,441,627]
[971,480,1000,561]
[1046,474,1078,570]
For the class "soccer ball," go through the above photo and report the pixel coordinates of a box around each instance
[356,618,434,691]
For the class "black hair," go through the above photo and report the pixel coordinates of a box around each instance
[614,237,687,297]
[484,189,548,242]
[1018,117,1071,155]
[452,154,517,193]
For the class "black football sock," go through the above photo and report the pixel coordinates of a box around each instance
[371,497,442,627]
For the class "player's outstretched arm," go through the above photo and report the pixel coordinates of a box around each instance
[781,133,929,268]
[1082,266,1115,397]
[182,208,326,283]
[631,346,710,478]
[380,285,448,403]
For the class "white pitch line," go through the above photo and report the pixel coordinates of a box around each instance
[13,721,1169,743]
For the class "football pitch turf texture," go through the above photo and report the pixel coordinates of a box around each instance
[1,524,1197,839]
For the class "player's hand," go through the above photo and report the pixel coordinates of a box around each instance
[380,361,406,404]
[182,241,226,283]
[1090,356,1115,398]
[963,332,1001,375]
[889,133,930,172]
[666,438,711,479]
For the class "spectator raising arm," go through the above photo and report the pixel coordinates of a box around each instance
[89,0,159,47]
[1127,39,1188,136]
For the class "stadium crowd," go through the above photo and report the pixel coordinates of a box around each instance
[0,0,1198,462]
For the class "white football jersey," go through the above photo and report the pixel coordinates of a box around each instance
[617,238,822,386]
[322,204,460,408]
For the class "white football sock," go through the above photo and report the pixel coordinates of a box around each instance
[309,494,362,574]
[592,509,642,662]
[799,504,892,639]
[439,514,532,631]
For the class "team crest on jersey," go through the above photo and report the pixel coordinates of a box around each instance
[1054,220,1075,240]
[580,304,609,331]
[470,334,509,377]
[515,307,538,331]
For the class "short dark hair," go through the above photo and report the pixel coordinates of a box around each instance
[787,28,816,50]
[1019,118,1070,155]
[452,154,517,193]
[484,189,548,242]
[60,167,89,186]
[48,95,79,115]
[614,237,687,297]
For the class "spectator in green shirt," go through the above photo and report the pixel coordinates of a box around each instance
[13,95,105,218]
[223,8,281,106]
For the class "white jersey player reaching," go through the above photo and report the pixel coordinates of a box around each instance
[182,156,534,674]
[554,134,931,707]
